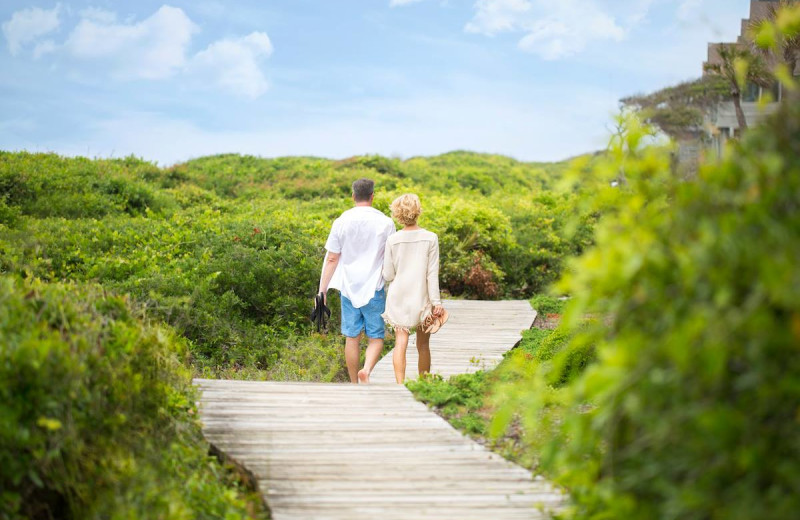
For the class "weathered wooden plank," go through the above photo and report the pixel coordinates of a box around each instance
[195,299,562,519]
[369,299,535,383]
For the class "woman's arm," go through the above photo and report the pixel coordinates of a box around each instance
[427,235,441,306]
[383,242,396,282]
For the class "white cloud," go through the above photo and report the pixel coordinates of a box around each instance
[465,0,532,35]
[2,5,61,56]
[32,39,57,59]
[78,7,118,25]
[186,32,274,99]
[520,3,625,60]
[64,5,197,80]
[465,0,636,60]
[9,5,275,98]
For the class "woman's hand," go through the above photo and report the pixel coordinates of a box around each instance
[432,305,444,317]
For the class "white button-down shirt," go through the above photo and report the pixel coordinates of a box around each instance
[324,206,396,308]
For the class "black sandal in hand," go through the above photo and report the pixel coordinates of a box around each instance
[310,292,331,333]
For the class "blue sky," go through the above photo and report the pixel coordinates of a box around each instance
[1,0,749,164]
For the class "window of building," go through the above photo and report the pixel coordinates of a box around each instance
[741,82,760,102]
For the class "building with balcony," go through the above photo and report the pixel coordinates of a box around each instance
[703,0,799,152]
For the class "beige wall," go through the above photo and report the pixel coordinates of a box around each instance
[704,1,800,74]
[710,100,780,130]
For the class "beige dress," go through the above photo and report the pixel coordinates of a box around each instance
[381,229,442,331]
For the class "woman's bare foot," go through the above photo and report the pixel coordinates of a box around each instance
[357,369,369,384]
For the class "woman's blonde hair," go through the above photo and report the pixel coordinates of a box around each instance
[390,193,422,226]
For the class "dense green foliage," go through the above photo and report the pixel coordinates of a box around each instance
[6,9,798,518]
[407,371,491,437]
[0,149,588,378]
[0,147,589,516]
[412,36,800,516]
[493,89,800,517]
[0,148,590,517]
[0,276,265,519]
[530,294,567,315]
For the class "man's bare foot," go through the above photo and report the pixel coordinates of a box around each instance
[357,369,369,384]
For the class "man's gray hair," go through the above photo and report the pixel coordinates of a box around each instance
[352,178,375,202]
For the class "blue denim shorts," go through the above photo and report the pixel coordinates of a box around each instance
[341,289,386,339]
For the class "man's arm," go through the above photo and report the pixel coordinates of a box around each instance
[319,252,340,304]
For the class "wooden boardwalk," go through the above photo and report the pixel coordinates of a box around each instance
[370,299,537,383]
[195,300,563,519]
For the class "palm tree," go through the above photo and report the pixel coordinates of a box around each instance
[749,0,800,82]
[621,75,729,140]
[703,43,773,131]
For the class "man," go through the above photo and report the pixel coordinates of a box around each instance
[319,178,395,384]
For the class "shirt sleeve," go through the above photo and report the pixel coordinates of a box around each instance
[324,219,342,254]
[383,239,396,283]
[427,234,441,306]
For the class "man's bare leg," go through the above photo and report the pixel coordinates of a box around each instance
[393,329,409,384]
[358,337,384,384]
[345,334,362,383]
[416,329,431,375]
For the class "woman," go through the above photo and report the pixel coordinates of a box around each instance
[382,194,445,384]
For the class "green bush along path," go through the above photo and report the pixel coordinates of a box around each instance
[0,150,589,381]
[414,77,800,518]
[0,276,267,519]
[0,149,584,518]
[6,42,798,514]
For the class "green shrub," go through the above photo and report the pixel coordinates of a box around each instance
[0,196,20,228]
[516,327,553,357]
[0,200,334,376]
[505,324,595,389]
[0,275,264,519]
[423,196,514,298]
[166,183,225,209]
[0,152,173,219]
[500,93,800,518]
[497,193,595,296]
[485,325,596,476]
[407,372,491,436]
[408,372,488,411]
[530,294,567,315]
[0,148,584,379]
[531,326,572,362]
[174,151,582,298]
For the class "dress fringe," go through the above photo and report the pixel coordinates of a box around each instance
[381,313,414,333]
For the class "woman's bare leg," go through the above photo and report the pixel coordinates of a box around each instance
[416,329,431,375]
[393,328,409,384]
